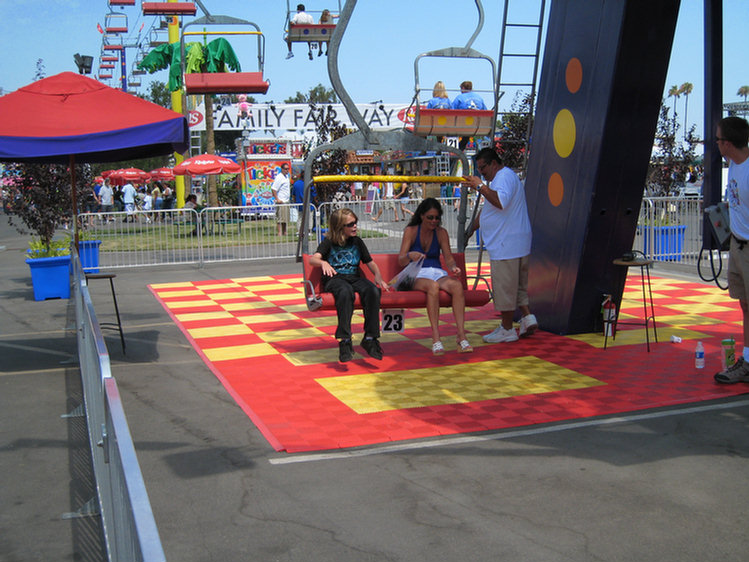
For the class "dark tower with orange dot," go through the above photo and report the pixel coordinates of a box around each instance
[524,0,681,334]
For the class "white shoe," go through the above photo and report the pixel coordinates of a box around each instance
[483,325,518,343]
[518,314,538,338]
[286,52,294,59]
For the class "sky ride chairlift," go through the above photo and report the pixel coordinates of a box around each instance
[104,11,128,34]
[284,1,340,46]
[410,49,498,139]
[142,2,197,16]
[180,15,270,95]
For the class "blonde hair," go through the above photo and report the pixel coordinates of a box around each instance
[327,208,357,246]
[432,81,448,99]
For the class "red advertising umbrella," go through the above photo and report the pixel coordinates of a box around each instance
[110,167,151,183]
[149,167,175,181]
[173,153,241,175]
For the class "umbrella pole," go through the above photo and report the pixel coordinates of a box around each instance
[70,154,79,251]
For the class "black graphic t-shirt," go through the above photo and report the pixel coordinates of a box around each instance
[315,236,372,284]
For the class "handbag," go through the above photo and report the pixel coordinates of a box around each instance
[390,255,424,291]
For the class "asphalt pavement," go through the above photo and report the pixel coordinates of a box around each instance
[2,215,749,562]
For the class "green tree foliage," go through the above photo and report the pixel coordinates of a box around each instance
[34,59,46,82]
[494,92,533,171]
[646,103,700,196]
[147,80,172,109]
[305,104,349,203]
[3,163,93,253]
[284,84,337,104]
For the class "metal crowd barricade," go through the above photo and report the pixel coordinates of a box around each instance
[72,251,166,562]
[79,196,703,268]
[635,196,703,266]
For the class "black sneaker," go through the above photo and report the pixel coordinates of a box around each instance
[715,357,749,383]
[338,340,354,362]
[361,337,383,360]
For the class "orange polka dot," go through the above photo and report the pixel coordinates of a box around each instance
[565,58,583,94]
[548,173,564,207]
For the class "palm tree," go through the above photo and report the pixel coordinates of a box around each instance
[667,85,680,135]
[738,85,749,102]
[679,82,693,140]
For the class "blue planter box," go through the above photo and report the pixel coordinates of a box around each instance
[79,240,101,273]
[25,255,71,301]
[639,225,687,262]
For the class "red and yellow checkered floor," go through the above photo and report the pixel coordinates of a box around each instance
[149,267,748,452]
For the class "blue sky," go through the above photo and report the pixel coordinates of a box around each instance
[1,0,747,142]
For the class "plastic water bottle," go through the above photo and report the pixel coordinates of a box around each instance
[695,341,705,369]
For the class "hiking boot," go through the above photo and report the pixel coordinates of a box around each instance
[714,357,749,384]
[483,325,519,343]
[338,340,354,362]
[519,314,538,338]
[361,337,383,360]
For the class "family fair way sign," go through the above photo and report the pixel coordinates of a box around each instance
[189,103,411,132]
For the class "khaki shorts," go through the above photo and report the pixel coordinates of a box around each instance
[728,236,749,302]
[276,204,290,224]
[490,256,529,312]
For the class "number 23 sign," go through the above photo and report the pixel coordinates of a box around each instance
[381,309,405,333]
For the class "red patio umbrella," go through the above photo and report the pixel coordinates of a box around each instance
[173,153,241,175]
[110,167,151,184]
[149,167,175,181]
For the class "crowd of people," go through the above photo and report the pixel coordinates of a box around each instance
[79,178,176,225]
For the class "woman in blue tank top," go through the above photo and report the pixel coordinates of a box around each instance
[397,198,473,356]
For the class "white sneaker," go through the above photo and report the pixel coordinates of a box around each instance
[286,52,294,59]
[483,325,519,343]
[518,314,538,338]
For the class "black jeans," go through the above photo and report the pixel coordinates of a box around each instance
[325,276,381,341]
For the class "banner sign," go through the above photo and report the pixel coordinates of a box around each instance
[190,103,413,132]
[240,160,290,216]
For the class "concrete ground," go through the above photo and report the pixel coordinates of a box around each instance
[2,215,749,562]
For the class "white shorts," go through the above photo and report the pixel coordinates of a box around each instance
[416,266,447,282]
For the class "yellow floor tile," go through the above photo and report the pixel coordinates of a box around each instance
[316,357,604,414]
[203,342,278,361]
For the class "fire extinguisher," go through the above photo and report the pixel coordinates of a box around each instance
[602,295,616,337]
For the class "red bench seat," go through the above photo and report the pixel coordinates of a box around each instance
[303,252,492,311]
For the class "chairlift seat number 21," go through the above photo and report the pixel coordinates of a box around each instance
[382,309,405,333]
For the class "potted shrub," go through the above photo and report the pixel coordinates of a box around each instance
[3,162,92,300]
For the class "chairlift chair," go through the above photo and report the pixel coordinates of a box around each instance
[149,27,169,47]
[128,74,142,88]
[102,33,124,51]
[109,0,135,5]
[100,63,115,70]
[101,55,119,62]
[410,48,498,138]
[104,11,128,34]
[131,60,146,76]
[142,2,197,16]
[180,15,270,95]
[284,1,341,45]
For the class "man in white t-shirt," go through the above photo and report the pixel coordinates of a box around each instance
[715,116,749,383]
[121,181,137,222]
[271,163,291,236]
[286,4,315,60]
[463,147,538,343]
